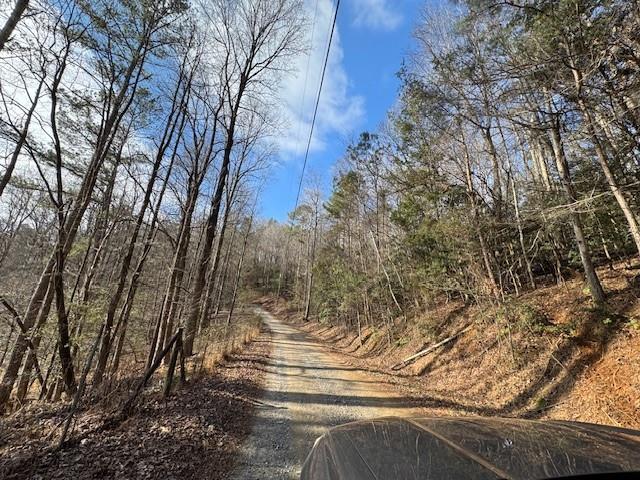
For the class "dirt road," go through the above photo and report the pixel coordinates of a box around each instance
[228,308,420,479]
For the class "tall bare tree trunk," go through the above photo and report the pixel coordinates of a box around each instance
[150,176,199,366]
[15,282,54,403]
[227,211,254,324]
[303,200,319,321]
[110,114,182,377]
[201,199,233,329]
[0,30,150,408]
[483,126,503,218]
[461,127,500,299]
[213,222,238,316]
[183,85,244,356]
[0,0,29,51]
[93,68,189,385]
[547,108,605,305]
[575,94,640,258]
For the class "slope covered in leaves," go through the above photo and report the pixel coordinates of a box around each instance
[263,259,640,429]
[0,332,271,480]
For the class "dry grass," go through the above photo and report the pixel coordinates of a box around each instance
[191,311,261,376]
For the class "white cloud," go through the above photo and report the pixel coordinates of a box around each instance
[351,0,402,31]
[275,0,365,160]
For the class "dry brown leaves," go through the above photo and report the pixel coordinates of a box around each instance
[0,330,271,480]
[260,260,640,429]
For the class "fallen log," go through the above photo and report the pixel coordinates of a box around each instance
[391,324,473,371]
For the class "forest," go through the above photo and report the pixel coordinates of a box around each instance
[1,0,640,477]
[254,0,640,337]
[0,0,302,416]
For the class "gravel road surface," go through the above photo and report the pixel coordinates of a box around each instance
[228,308,420,479]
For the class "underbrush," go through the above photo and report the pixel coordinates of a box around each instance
[0,320,271,480]
[0,309,263,454]
[260,258,640,428]
[191,312,262,377]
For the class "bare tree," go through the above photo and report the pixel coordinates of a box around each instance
[182,0,303,356]
[0,0,29,51]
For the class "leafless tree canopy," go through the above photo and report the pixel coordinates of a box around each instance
[0,0,302,414]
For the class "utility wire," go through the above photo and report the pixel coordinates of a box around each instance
[275,0,341,301]
[290,0,340,220]
[292,0,320,162]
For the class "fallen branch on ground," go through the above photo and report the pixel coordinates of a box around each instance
[391,324,474,371]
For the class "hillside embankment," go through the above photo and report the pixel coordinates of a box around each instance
[261,260,640,429]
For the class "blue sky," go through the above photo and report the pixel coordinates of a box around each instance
[260,0,424,221]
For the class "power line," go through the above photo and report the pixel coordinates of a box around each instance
[291,0,340,219]
[275,0,340,301]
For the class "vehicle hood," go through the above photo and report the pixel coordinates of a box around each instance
[300,416,640,479]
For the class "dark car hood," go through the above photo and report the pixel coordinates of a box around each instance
[300,416,640,480]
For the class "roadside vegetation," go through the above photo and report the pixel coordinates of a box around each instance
[0,0,301,456]
[1,0,639,474]
[250,0,640,427]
